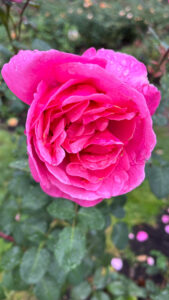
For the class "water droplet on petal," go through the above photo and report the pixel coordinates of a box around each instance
[122,59,127,66]
[114,176,121,183]
[123,70,129,76]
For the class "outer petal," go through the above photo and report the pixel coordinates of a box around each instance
[83,48,161,115]
[52,61,150,118]
[40,183,103,207]
[1,49,106,105]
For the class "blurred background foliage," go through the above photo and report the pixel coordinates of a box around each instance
[0,0,169,299]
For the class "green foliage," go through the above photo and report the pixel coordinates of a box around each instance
[47,198,75,221]
[91,292,111,300]
[71,281,92,300]
[110,196,126,219]
[54,226,86,273]
[146,250,168,276]
[32,38,51,51]
[0,246,22,271]
[9,159,29,172]
[21,184,50,211]
[34,276,60,300]
[107,275,146,298]
[93,268,110,290]
[20,247,50,284]
[78,207,105,231]
[147,165,169,198]
[112,222,129,250]
[151,285,169,300]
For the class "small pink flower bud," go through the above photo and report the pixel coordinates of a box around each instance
[128,232,135,240]
[136,231,149,242]
[111,258,123,271]
[161,214,169,224]
[164,225,169,234]
[147,256,155,266]
[15,213,20,221]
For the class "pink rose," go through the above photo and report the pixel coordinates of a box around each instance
[1,48,160,207]
[11,0,23,2]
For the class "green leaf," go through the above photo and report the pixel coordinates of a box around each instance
[91,292,111,300]
[2,268,28,291]
[9,159,29,172]
[153,114,168,126]
[20,218,47,243]
[13,223,26,246]
[0,44,12,59]
[88,230,105,256]
[93,268,110,289]
[145,280,160,295]
[112,222,128,250]
[150,250,168,271]
[110,196,126,219]
[47,198,75,221]
[22,185,50,210]
[107,281,125,296]
[0,239,11,258]
[111,205,125,219]
[34,276,60,300]
[48,256,67,285]
[20,247,50,284]
[32,39,51,50]
[71,281,92,300]
[67,258,93,285]
[0,283,5,300]
[147,165,169,198]
[8,171,31,197]
[151,284,169,300]
[1,246,22,271]
[126,281,146,298]
[78,207,105,231]
[0,198,18,234]
[54,227,86,272]
[46,229,60,252]
[0,8,7,26]
[2,271,16,291]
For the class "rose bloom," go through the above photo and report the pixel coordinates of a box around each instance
[2,48,160,206]
[11,0,22,2]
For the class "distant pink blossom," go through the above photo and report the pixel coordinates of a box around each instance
[161,214,169,224]
[15,213,20,221]
[128,232,135,240]
[136,231,149,242]
[164,225,169,234]
[147,256,155,266]
[111,258,123,271]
